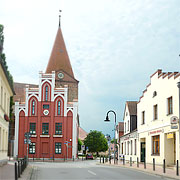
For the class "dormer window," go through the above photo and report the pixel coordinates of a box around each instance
[45,86,48,101]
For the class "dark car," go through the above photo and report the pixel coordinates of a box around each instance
[86,153,93,160]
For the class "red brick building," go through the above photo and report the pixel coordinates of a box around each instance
[14,25,79,159]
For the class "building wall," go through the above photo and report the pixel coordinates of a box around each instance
[137,71,180,165]
[0,64,13,162]
[14,71,78,159]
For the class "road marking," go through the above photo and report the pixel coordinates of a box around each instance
[88,170,96,176]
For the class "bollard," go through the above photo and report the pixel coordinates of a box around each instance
[130,157,132,166]
[64,155,65,162]
[15,162,18,180]
[103,156,104,164]
[53,155,54,162]
[109,156,111,164]
[73,155,74,161]
[100,156,101,163]
[137,157,139,168]
[153,158,155,171]
[33,155,34,161]
[18,160,20,178]
[163,159,166,173]
[177,160,179,176]
[123,155,125,165]
[144,159,146,169]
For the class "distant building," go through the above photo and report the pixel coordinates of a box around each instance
[78,127,88,141]
[137,69,180,165]
[119,101,138,161]
[0,58,14,164]
[116,122,124,156]
[14,23,79,159]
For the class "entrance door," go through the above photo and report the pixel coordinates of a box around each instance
[141,142,146,162]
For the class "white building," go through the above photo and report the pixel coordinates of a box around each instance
[137,69,180,165]
[120,101,138,162]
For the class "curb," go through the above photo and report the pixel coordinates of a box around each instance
[98,162,179,180]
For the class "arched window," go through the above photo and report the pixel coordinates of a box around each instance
[57,101,61,115]
[32,100,35,115]
[45,86,48,101]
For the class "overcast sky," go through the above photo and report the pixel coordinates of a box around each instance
[1,0,180,138]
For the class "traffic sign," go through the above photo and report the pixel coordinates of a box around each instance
[81,145,85,150]
[24,139,31,144]
[24,132,31,138]
[24,139,27,144]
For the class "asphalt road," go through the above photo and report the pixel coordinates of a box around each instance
[30,160,172,180]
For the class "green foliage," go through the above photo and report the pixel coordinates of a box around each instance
[84,130,108,154]
[111,138,117,144]
[78,138,83,151]
[9,96,14,122]
[0,24,14,91]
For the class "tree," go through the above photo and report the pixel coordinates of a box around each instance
[78,138,82,151]
[110,138,117,144]
[84,130,108,156]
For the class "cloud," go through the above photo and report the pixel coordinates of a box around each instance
[0,0,179,137]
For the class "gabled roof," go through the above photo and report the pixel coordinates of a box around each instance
[123,101,137,120]
[78,127,88,141]
[126,101,137,115]
[13,82,38,102]
[45,27,74,78]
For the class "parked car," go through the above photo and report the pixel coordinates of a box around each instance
[86,153,93,160]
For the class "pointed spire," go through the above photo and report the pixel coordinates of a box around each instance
[45,26,74,78]
[59,10,62,28]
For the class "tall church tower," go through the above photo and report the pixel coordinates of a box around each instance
[46,25,79,102]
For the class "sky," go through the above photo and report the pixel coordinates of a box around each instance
[0,0,180,138]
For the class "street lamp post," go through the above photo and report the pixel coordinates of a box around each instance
[177,82,180,162]
[104,110,117,164]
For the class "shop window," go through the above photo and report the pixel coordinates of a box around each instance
[142,111,145,124]
[125,142,126,155]
[121,143,123,154]
[153,104,158,120]
[167,96,173,115]
[42,123,49,135]
[29,123,36,135]
[152,135,160,155]
[29,142,35,154]
[134,139,137,155]
[127,141,129,155]
[131,140,133,155]
[55,142,62,154]
[55,123,62,135]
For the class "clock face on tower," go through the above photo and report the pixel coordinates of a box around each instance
[58,72,64,79]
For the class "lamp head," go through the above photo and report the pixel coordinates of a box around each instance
[104,115,110,122]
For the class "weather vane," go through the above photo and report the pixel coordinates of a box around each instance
[59,10,62,27]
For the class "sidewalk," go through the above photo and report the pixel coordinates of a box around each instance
[0,161,32,180]
[101,160,180,180]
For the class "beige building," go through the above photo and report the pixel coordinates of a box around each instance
[137,69,180,165]
[120,101,138,162]
[0,59,14,165]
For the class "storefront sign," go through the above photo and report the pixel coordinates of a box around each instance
[149,129,163,135]
[171,124,178,129]
[167,133,174,139]
[170,116,178,124]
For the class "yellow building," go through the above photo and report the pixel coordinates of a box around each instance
[0,59,14,165]
[137,69,180,165]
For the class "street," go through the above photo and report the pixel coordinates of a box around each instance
[29,160,172,180]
